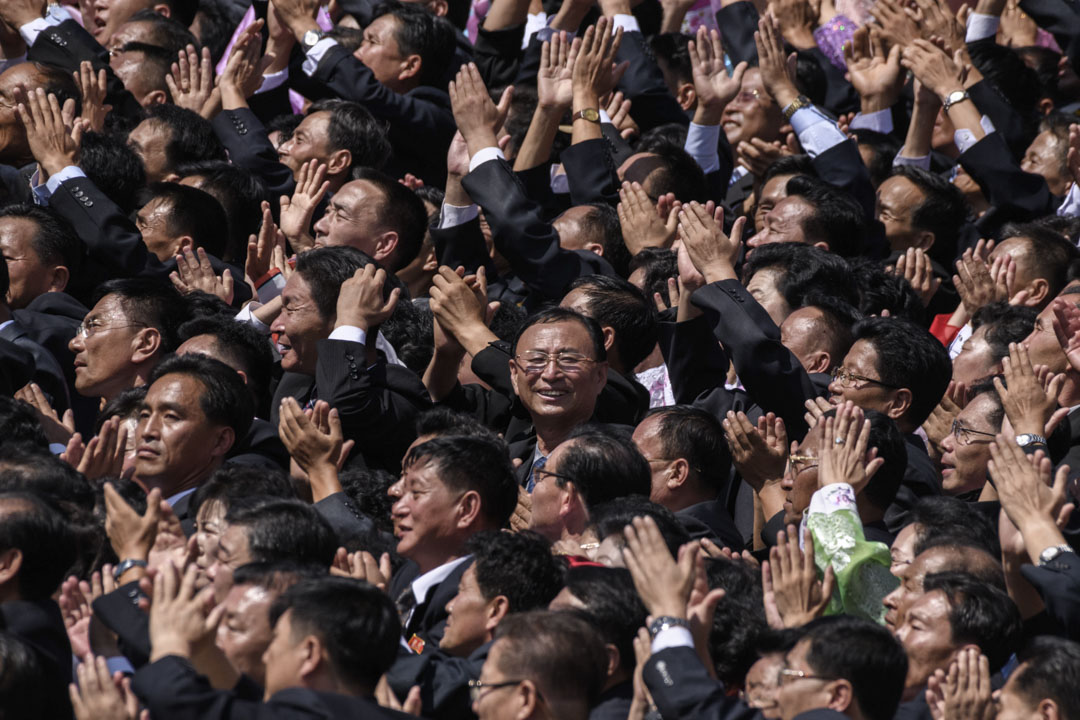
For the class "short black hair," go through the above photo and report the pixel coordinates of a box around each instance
[852,129,900,187]
[784,175,867,257]
[589,495,690,558]
[849,258,926,324]
[143,104,227,173]
[557,426,651,510]
[126,8,199,53]
[754,154,815,206]
[119,41,174,97]
[350,167,428,271]
[372,1,457,87]
[742,242,860,309]
[174,160,269,263]
[293,245,383,320]
[1013,636,1080,720]
[156,0,200,27]
[190,464,296,518]
[798,295,860,369]
[907,495,1000,559]
[580,203,629,277]
[802,615,908,720]
[0,632,48,718]
[890,166,968,266]
[31,63,81,118]
[80,131,148,215]
[563,566,647,675]
[649,32,692,85]
[628,247,677,306]
[414,406,500,440]
[403,434,518,528]
[852,316,952,427]
[644,405,731,492]
[178,314,274,417]
[967,380,1005,432]
[466,530,565,612]
[970,302,1037,361]
[307,99,392,173]
[1000,221,1080,300]
[232,560,326,593]
[138,182,229,259]
[0,491,76,600]
[705,557,767,687]
[511,307,607,362]
[567,275,658,369]
[269,577,400,690]
[91,277,189,352]
[0,397,48,453]
[0,204,81,271]
[922,570,1023,672]
[147,353,254,442]
[226,497,339,566]
[633,136,708,202]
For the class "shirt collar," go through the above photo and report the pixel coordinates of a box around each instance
[411,555,471,605]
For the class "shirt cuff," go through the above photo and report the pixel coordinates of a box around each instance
[954,117,996,155]
[438,202,480,229]
[302,38,339,76]
[685,122,722,174]
[328,325,368,345]
[965,13,1000,43]
[791,106,848,158]
[850,109,893,135]
[612,13,641,33]
[234,303,271,332]
[19,5,65,47]
[651,626,694,654]
[524,12,548,48]
[105,656,136,676]
[256,69,288,94]
[809,483,858,515]
[468,146,506,173]
[893,150,931,171]
[46,166,87,196]
[1060,183,1080,217]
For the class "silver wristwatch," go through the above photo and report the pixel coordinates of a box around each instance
[1016,433,1048,448]
[942,90,970,112]
[1038,545,1074,566]
[301,29,323,51]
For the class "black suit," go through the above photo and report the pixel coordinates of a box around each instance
[590,682,634,720]
[0,316,70,412]
[213,108,297,202]
[385,640,488,720]
[613,31,690,132]
[677,500,745,551]
[92,580,151,667]
[271,341,431,473]
[133,654,417,720]
[308,45,456,186]
[388,558,473,651]
[644,645,761,720]
[227,417,290,472]
[1,599,74,719]
[894,691,933,720]
[1020,0,1080,74]
[461,158,618,304]
[1020,550,1080,641]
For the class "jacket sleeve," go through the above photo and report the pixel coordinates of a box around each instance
[561,138,622,208]
[614,30,691,132]
[644,646,761,720]
[1020,553,1080,641]
[133,655,261,720]
[958,132,1058,223]
[212,108,297,201]
[1020,0,1080,74]
[715,2,760,65]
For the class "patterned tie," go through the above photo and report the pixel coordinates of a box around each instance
[526,455,547,494]
[395,585,417,626]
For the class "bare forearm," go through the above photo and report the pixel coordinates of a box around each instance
[423,345,468,402]
[307,464,344,503]
[572,91,602,143]
[515,106,563,171]
[901,100,938,159]
[484,0,532,31]
[444,175,473,207]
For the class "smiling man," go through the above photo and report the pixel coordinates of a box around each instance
[386,434,518,652]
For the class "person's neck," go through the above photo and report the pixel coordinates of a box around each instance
[533,411,592,456]
[661,484,714,513]
[138,460,219,500]
[412,548,464,576]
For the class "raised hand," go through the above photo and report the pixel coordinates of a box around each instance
[623,516,696,619]
[148,561,223,662]
[335,263,401,332]
[166,44,217,116]
[278,397,352,500]
[572,17,627,104]
[15,382,75,445]
[429,265,496,353]
[922,380,967,461]
[994,342,1065,438]
[908,0,966,52]
[940,648,995,720]
[16,87,83,177]
[817,401,883,494]
[989,436,1074,548]
[219,20,270,107]
[771,0,821,49]
[537,31,579,112]
[170,247,235,305]
[58,576,94,658]
[69,655,142,720]
[901,39,965,101]
[69,416,129,481]
[689,27,747,122]
[954,247,1013,315]
[891,247,941,307]
[844,26,903,113]
[330,547,392,591]
[75,61,111,133]
[449,63,513,157]
[245,202,288,286]
[754,14,800,108]
[1052,297,1080,373]
[618,181,678,254]
[735,138,789,177]
[723,411,788,493]
[870,0,921,48]
[762,525,835,628]
[279,159,329,248]
[677,201,744,282]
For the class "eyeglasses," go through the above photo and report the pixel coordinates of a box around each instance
[75,320,148,339]
[735,88,764,104]
[468,679,525,703]
[533,468,574,486]
[778,668,837,685]
[950,419,996,446]
[787,452,818,475]
[831,366,898,389]
[514,351,596,375]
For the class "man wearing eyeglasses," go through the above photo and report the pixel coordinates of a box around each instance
[471,611,607,720]
[938,382,1003,496]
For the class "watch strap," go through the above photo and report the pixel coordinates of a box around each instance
[943,91,970,112]
[782,95,811,122]
[648,615,691,638]
[114,558,148,580]
[1016,433,1048,447]
[1039,545,1075,566]
[573,108,600,123]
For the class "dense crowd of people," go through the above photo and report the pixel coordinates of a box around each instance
[1,0,1080,717]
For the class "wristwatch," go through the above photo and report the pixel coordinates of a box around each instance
[1016,433,1048,448]
[782,95,811,122]
[1038,545,1075,566]
[301,29,324,51]
[942,90,971,112]
[114,558,148,581]
[572,108,601,123]
[648,615,691,638]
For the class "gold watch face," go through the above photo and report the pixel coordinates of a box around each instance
[579,108,600,122]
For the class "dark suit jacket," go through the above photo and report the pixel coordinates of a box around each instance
[677,500,745,551]
[894,691,933,720]
[271,341,432,473]
[1020,551,1080,641]
[1020,0,1080,75]
[227,417,290,471]
[93,581,151,667]
[0,316,70,412]
[590,682,634,720]
[613,30,690,132]
[27,19,144,122]
[133,654,418,720]
[388,558,473,651]
[644,645,761,720]
[314,491,385,547]
[386,640,488,720]
[461,158,618,304]
[212,108,297,202]
[309,45,456,186]
[1,598,75,719]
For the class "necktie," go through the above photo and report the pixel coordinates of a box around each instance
[526,454,547,493]
[395,585,417,626]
